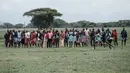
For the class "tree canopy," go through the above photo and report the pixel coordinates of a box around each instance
[15,23,24,28]
[3,23,14,28]
[52,19,69,28]
[23,8,62,28]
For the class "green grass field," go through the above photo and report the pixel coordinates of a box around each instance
[0,28,130,73]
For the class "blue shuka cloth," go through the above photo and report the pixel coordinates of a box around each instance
[68,32,73,42]
[73,32,77,42]
[121,30,127,40]
[14,32,18,42]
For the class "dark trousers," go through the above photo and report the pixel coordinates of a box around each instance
[74,41,77,47]
[14,41,17,47]
[64,38,68,47]
[21,39,25,47]
[5,40,9,47]
[114,38,118,46]
[9,40,13,47]
[102,38,106,48]
[18,41,21,47]
[69,41,73,48]
[90,37,95,49]
[55,38,59,48]
[107,39,112,49]
[47,39,52,48]
[122,39,126,46]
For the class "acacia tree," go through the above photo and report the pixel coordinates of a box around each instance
[23,8,62,28]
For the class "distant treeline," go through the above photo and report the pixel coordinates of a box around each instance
[0,19,130,28]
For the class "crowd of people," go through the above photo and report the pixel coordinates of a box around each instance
[4,28,127,49]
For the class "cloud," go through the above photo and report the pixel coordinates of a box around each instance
[0,0,22,11]
[11,0,22,3]
[0,0,130,24]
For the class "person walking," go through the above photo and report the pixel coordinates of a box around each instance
[106,29,113,49]
[113,29,118,46]
[101,28,106,48]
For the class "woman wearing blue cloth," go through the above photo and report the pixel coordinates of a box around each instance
[73,29,77,47]
[68,29,73,48]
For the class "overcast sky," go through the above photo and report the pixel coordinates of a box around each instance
[0,0,130,24]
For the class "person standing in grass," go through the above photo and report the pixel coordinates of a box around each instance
[95,33,102,46]
[85,28,89,46]
[8,30,13,47]
[36,30,42,47]
[88,29,92,46]
[90,29,96,49]
[121,28,127,49]
[52,30,56,48]
[76,30,81,47]
[64,28,69,47]
[30,31,35,47]
[25,31,30,48]
[41,30,45,48]
[95,29,101,46]
[47,30,53,48]
[60,30,65,48]
[55,30,60,48]
[81,29,86,47]
[17,30,21,47]
[4,30,10,48]
[73,29,77,47]
[14,30,18,47]
[68,29,73,48]
[21,31,25,47]
[113,29,118,46]
[43,31,48,48]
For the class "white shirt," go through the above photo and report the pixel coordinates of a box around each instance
[37,33,41,40]
[85,29,89,37]
[25,32,30,38]
[18,32,21,38]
